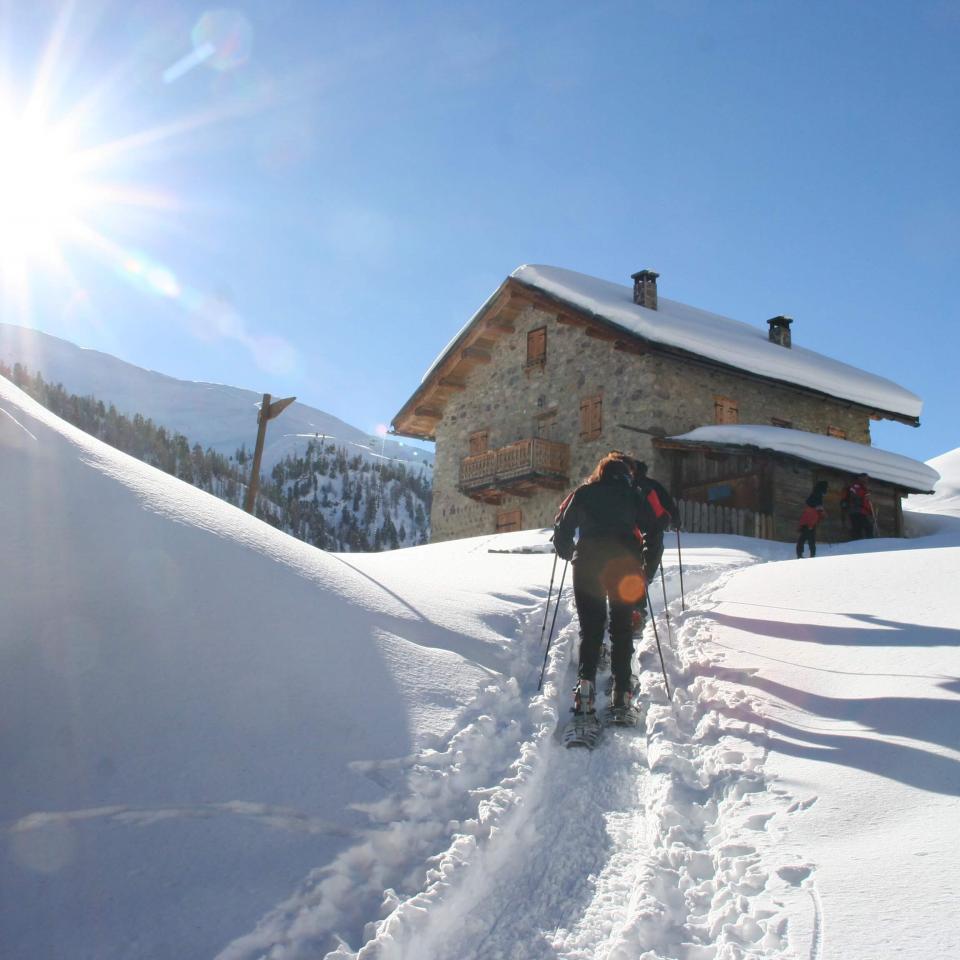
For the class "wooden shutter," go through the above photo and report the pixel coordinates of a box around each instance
[496,509,523,533]
[714,396,739,424]
[580,393,603,440]
[469,430,489,456]
[526,326,547,367]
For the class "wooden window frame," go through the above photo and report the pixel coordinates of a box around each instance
[525,326,547,369]
[580,392,603,441]
[468,429,489,456]
[714,395,739,425]
[495,509,523,533]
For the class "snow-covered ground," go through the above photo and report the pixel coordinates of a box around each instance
[2,373,958,959]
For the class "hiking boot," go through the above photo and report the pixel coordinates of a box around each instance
[573,678,596,715]
[608,676,642,726]
[612,674,638,709]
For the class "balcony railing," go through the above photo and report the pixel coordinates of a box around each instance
[459,438,570,503]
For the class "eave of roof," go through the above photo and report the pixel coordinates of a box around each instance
[655,425,939,494]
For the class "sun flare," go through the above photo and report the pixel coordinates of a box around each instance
[0,108,95,263]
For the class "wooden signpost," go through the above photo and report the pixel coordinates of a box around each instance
[243,392,296,514]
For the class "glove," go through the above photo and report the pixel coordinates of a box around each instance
[552,531,574,561]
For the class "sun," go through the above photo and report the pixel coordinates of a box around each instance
[0,106,95,266]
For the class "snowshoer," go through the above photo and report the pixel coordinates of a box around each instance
[841,473,875,540]
[626,458,678,584]
[553,453,658,746]
[796,479,828,558]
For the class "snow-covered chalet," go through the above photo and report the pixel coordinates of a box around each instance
[391,265,937,543]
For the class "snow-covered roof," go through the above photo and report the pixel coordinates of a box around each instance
[664,425,939,492]
[511,265,922,421]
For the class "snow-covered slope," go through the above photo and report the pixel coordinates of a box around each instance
[3,375,958,960]
[0,376,490,959]
[0,322,433,472]
[905,447,960,515]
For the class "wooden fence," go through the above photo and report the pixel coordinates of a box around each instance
[676,498,775,539]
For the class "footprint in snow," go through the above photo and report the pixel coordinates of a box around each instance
[777,863,814,885]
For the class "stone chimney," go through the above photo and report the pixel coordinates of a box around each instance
[767,315,793,348]
[631,269,659,310]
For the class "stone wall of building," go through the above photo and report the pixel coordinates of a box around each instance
[429,303,873,543]
[649,353,871,453]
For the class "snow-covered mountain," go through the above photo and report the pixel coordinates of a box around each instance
[0,322,433,473]
[2,375,958,960]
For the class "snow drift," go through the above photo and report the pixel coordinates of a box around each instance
[3,372,958,960]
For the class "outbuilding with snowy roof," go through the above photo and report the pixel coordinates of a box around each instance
[654,425,938,542]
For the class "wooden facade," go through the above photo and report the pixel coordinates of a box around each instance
[655,437,913,542]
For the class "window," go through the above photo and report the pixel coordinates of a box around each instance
[580,393,603,440]
[526,326,547,368]
[496,509,523,533]
[535,408,557,438]
[827,425,847,439]
[469,430,489,456]
[714,396,739,424]
[771,417,792,429]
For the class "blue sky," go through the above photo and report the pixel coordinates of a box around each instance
[2,0,957,462]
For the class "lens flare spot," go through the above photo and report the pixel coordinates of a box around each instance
[618,574,647,605]
[601,556,647,605]
[192,9,254,72]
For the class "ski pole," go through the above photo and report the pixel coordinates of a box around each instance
[675,527,686,612]
[538,551,559,647]
[645,582,671,699]
[659,563,672,648]
[538,560,568,691]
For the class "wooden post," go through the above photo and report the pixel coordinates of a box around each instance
[243,392,296,514]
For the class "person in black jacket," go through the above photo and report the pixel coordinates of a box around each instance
[553,453,659,725]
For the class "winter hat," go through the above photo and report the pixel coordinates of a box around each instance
[601,459,633,484]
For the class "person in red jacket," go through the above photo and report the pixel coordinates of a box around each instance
[841,473,875,540]
[796,480,828,558]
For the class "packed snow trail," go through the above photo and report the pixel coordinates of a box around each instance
[288,542,813,960]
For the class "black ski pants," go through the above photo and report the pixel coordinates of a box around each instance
[796,526,817,558]
[572,540,646,693]
[850,513,874,540]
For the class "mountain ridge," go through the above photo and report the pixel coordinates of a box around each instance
[0,322,433,474]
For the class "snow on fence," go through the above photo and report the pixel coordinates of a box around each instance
[676,498,774,539]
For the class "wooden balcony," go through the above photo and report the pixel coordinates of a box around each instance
[459,438,570,504]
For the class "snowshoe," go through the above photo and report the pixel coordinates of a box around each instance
[563,711,603,749]
[564,679,602,749]
[604,676,644,727]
